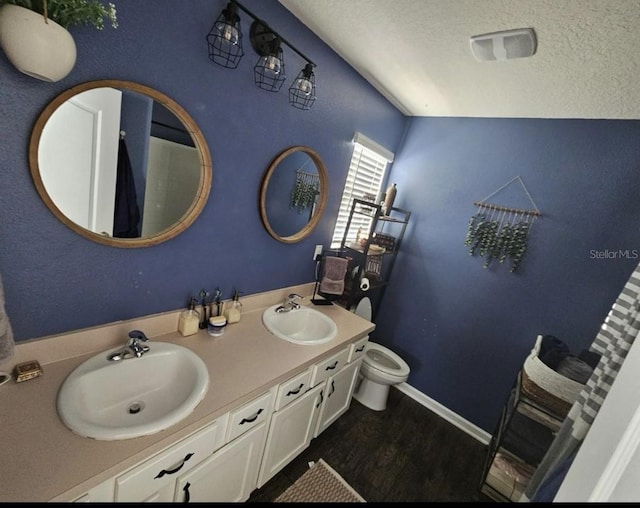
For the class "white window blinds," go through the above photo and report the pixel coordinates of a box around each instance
[330,133,394,248]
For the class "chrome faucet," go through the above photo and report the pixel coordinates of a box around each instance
[275,293,303,313]
[107,330,150,361]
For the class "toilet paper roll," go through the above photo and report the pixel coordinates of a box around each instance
[359,277,370,291]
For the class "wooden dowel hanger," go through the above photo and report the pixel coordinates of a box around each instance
[473,201,541,217]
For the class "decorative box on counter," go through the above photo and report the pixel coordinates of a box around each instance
[371,232,396,251]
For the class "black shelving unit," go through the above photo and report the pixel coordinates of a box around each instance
[480,371,565,502]
[337,198,411,319]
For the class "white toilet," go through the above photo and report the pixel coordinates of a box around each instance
[351,297,411,411]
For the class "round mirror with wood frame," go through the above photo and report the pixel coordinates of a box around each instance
[259,145,328,243]
[29,79,212,248]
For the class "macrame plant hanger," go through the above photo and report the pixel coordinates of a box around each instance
[464,176,541,272]
[290,168,320,214]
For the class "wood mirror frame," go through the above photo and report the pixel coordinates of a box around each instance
[29,79,212,248]
[259,146,328,243]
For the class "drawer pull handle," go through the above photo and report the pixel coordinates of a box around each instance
[316,389,324,408]
[154,453,194,479]
[329,379,336,397]
[287,383,304,396]
[240,408,264,425]
[355,345,365,353]
[325,361,339,371]
[183,482,191,502]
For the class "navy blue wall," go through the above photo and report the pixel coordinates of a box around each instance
[373,117,640,431]
[0,0,406,341]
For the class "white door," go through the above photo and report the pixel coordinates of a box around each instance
[38,87,122,235]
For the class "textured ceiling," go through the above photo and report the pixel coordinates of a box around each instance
[279,0,640,118]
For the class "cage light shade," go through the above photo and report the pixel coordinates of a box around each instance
[206,2,244,69]
[289,63,316,110]
[470,28,536,62]
[254,45,286,92]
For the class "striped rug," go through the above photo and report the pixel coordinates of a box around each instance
[275,459,365,503]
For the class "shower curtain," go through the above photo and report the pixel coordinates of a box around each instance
[522,261,640,501]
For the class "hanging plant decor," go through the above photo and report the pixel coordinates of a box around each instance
[464,176,541,273]
[290,169,320,213]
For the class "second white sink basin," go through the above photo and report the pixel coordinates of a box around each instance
[262,304,337,345]
[57,341,209,441]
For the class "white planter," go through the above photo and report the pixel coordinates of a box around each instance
[0,4,76,82]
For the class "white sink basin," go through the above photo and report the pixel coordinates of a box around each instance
[262,304,337,345]
[57,342,209,441]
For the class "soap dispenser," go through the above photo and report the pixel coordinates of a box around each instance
[225,289,243,324]
[178,297,200,337]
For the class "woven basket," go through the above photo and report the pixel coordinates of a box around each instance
[520,335,585,418]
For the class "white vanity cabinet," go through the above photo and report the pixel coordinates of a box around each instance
[257,380,324,487]
[257,340,368,489]
[113,415,229,502]
[69,338,369,503]
[170,389,274,502]
[174,422,269,502]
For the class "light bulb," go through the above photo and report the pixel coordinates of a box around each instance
[215,21,239,46]
[294,77,313,96]
[261,55,282,77]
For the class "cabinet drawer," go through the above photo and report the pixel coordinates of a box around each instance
[310,347,349,387]
[227,390,274,442]
[348,336,369,363]
[274,368,312,411]
[115,416,228,502]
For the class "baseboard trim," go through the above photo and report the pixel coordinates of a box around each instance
[394,383,492,445]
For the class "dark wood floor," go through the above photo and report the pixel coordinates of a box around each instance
[248,387,493,503]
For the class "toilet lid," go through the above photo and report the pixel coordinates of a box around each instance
[353,297,372,321]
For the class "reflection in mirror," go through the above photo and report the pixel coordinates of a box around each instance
[29,80,212,248]
[259,146,328,243]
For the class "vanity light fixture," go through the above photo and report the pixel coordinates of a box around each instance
[205,0,317,109]
[251,20,286,92]
[289,63,316,110]
[206,1,244,68]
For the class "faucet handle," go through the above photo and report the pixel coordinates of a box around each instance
[288,293,303,301]
[128,330,149,342]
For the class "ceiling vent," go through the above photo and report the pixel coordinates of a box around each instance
[470,28,537,62]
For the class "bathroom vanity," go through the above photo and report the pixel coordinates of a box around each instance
[0,284,374,502]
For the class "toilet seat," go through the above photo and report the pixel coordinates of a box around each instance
[363,341,410,379]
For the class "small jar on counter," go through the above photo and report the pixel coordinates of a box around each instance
[207,315,227,336]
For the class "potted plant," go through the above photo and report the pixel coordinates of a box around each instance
[0,0,117,82]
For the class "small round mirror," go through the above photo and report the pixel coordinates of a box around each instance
[259,146,328,243]
[29,80,212,248]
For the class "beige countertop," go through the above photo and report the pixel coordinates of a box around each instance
[0,284,374,502]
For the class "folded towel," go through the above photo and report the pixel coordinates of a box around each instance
[0,273,15,363]
[557,355,594,384]
[319,256,348,296]
[539,334,570,370]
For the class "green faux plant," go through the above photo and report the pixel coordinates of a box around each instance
[0,0,117,29]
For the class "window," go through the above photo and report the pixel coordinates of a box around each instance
[330,133,394,248]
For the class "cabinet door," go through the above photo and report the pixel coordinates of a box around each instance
[175,422,268,503]
[257,383,324,488]
[114,417,228,502]
[314,358,362,438]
